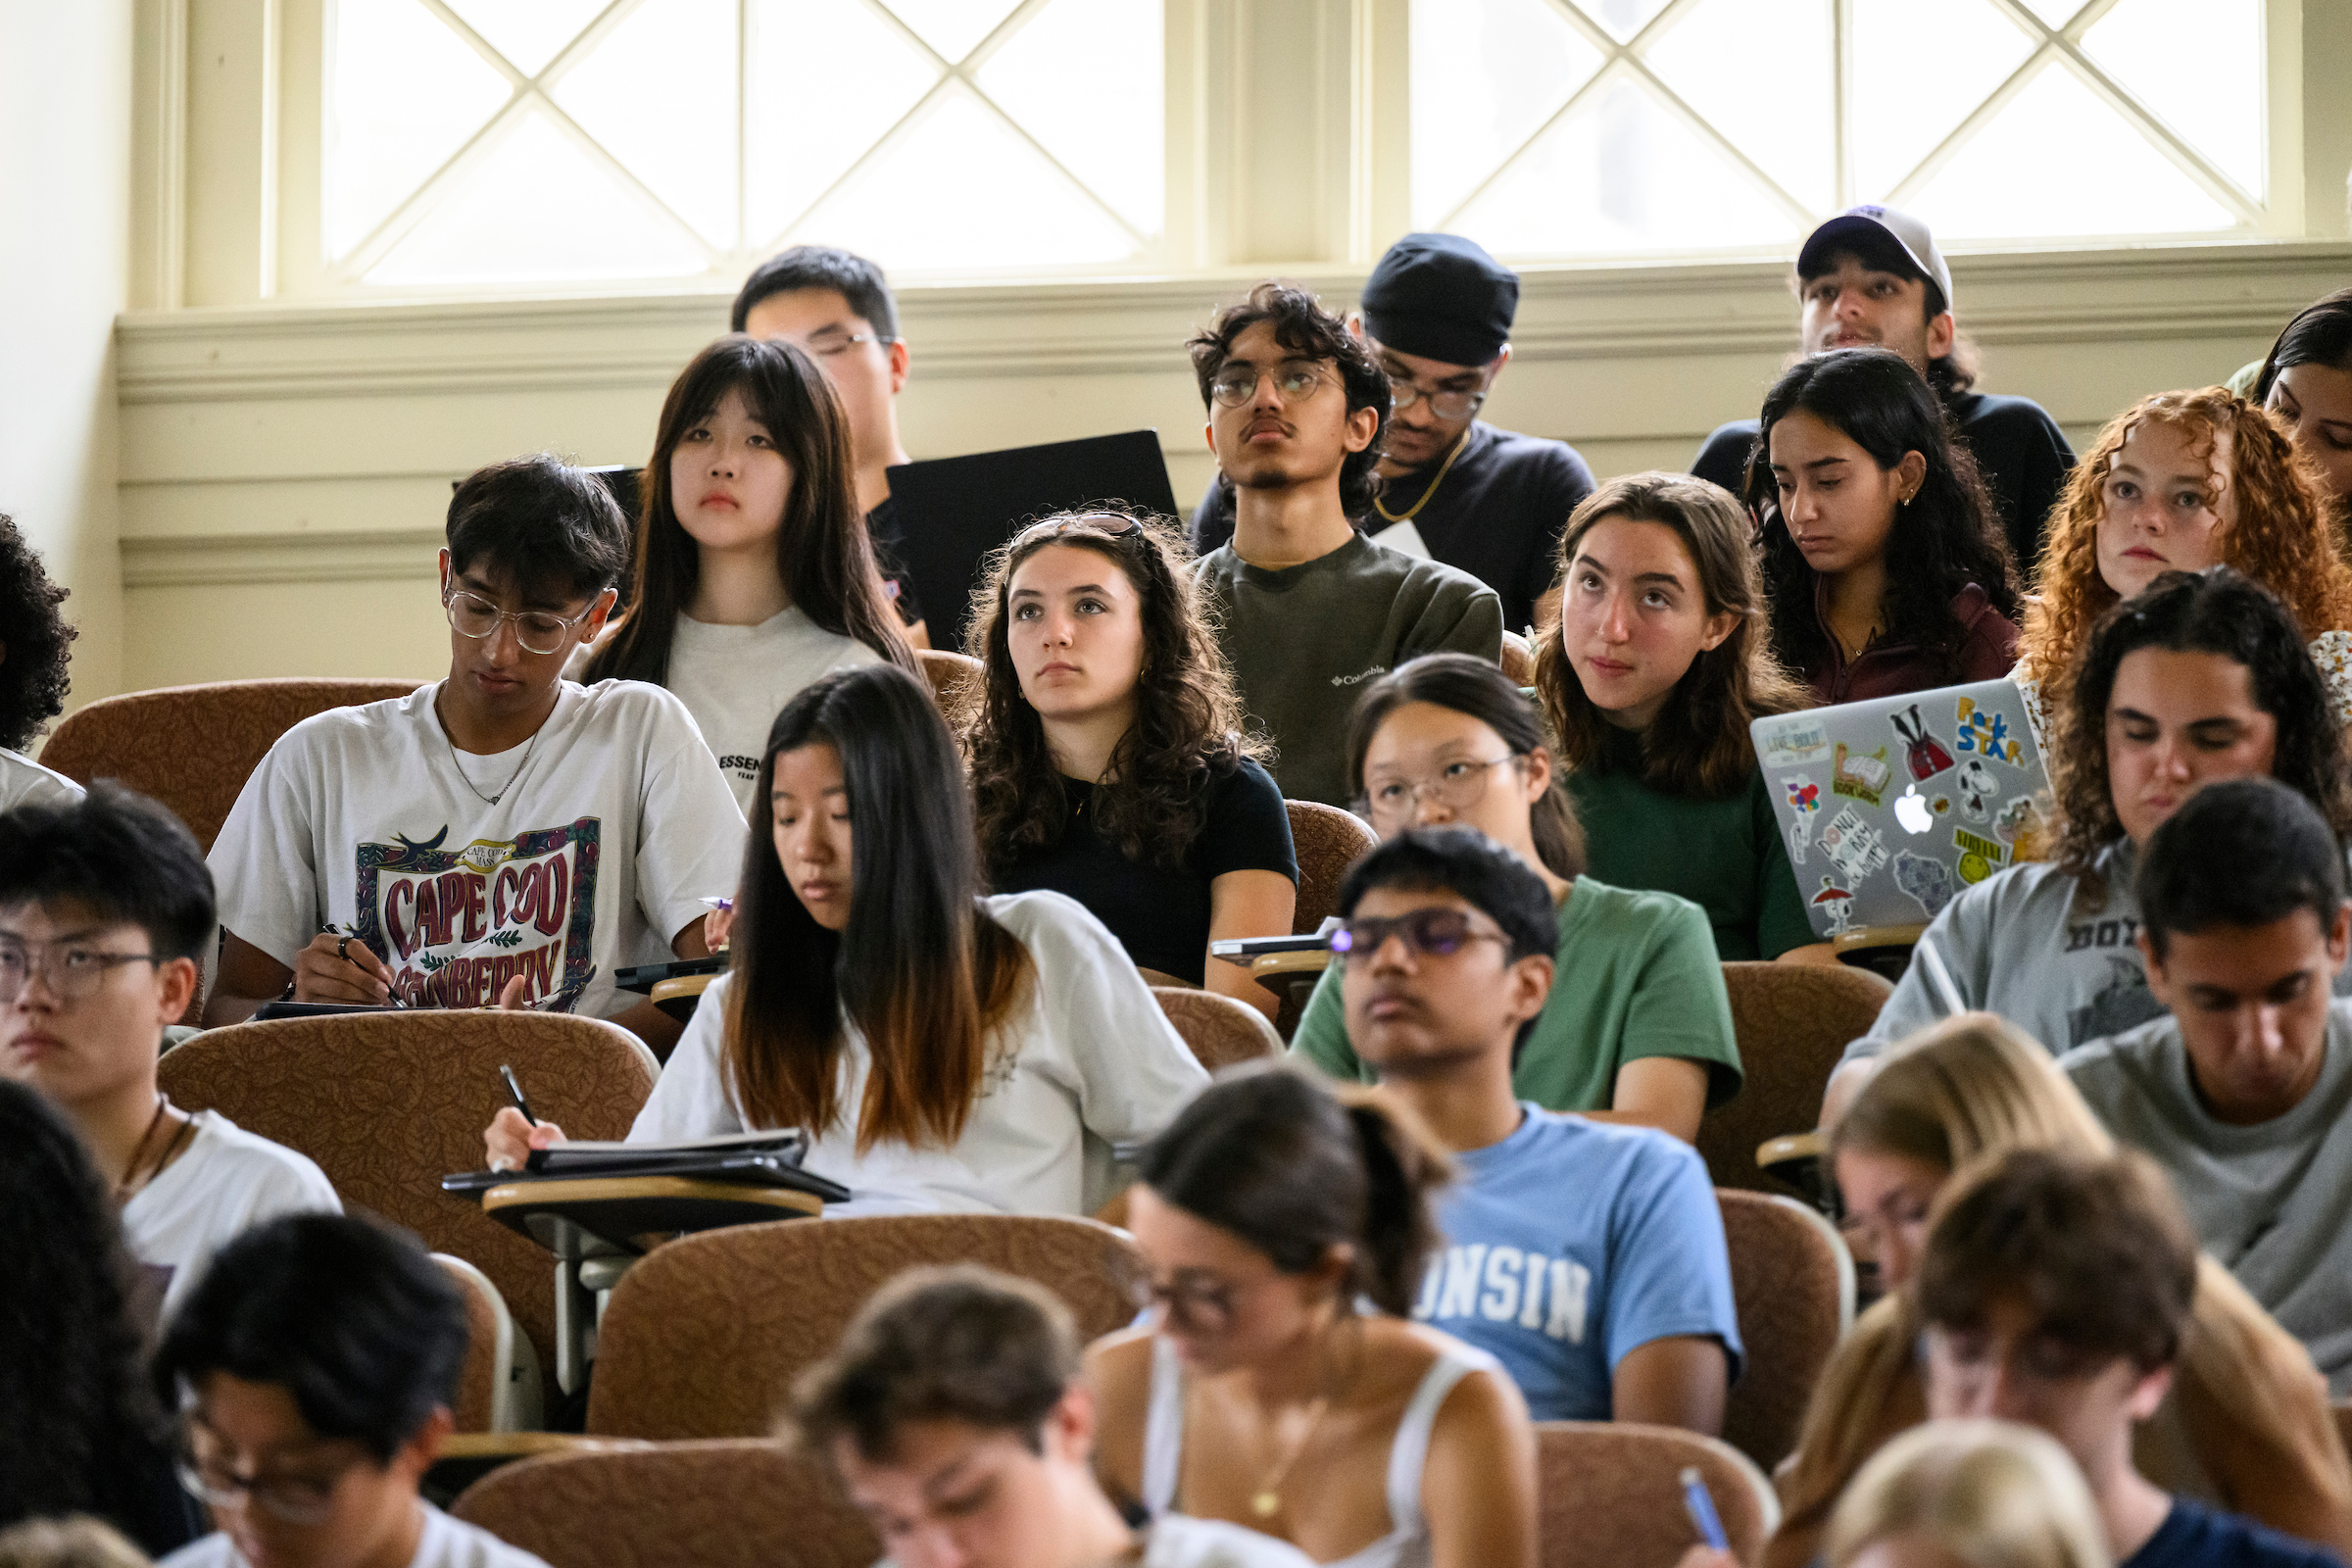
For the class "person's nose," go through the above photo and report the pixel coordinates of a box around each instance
[1410,786,1453,827]
[1788,483,1820,525]
[2248,1003,2286,1059]
[2150,734,2193,783]
[483,615,524,665]
[1368,929,1418,976]
[1600,589,1634,643]
[1248,369,1283,414]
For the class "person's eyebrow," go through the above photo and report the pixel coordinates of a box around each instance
[0,923,105,943]
[2108,706,2161,726]
[918,1453,982,1503]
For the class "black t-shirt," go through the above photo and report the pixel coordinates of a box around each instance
[1189,422,1596,633]
[990,756,1298,983]
[864,496,926,629]
[1690,390,2076,572]
[2123,1499,2347,1568]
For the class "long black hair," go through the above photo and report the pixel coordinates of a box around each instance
[585,335,914,687]
[725,663,1030,1151]
[0,1080,176,1531]
[1745,348,2020,678]
[2055,567,2352,902]
[1139,1063,1451,1318]
[2253,287,2352,404]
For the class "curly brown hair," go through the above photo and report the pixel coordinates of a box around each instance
[1535,472,1814,802]
[965,511,1265,876]
[2049,568,2352,906]
[2020,387,2352,691]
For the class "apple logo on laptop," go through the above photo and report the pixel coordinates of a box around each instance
[1894,784,1934,835]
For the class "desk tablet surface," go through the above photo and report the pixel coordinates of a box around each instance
[482,1175,822,1252]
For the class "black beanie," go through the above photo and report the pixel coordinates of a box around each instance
[1359,232,1518,367]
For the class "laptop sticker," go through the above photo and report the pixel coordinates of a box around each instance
[1992,796,2039,847]
[1954,696,2024,765]
[1811,878,1856,936]
[1760,717,1831,769]
[1955,759,2001,822]
[1891,705,1957,781]
[1785,774,1821,815]
[1894,850,1957,919]
[1788,819,1809,866]
[1818,805,1890,883]
[1832,743,1891,808]
[1954,825,2010,884]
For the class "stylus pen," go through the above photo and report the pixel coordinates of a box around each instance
[499,1063,538,1127]
[1681,1467,1730,1552]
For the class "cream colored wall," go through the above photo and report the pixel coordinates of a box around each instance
[3,2,131,724]
[116,239,2352,688]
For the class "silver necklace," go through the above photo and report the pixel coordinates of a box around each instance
[448,724,539,806]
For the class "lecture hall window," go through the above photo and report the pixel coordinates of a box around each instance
[322,0,1167,287]
[1411,0,2272,257]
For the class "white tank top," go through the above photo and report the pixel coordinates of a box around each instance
[1139,1332,1502,1568]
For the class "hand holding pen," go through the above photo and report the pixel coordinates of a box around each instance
[291,923,401,1006]
[484,1062,567,1171]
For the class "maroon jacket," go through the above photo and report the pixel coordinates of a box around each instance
[1804,580,2020,706]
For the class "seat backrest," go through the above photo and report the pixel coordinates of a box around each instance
[1701,961,1889,1194]
[38,678,424,851]
[453,1439,878,1568]
[586,1213,1146,1439]
[1716,1189,1854,1472]
[916,648,984,728]
[1500,630,1535,685]
[1152,985,1281,1071]
[158,1012,655,1381]
[434,1253,518,1434]
[1535,1420,1779,1568]
[1286,800,1377,936]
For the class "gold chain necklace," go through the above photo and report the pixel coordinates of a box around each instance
[1250,1391,1332,1518]
[1372,427,1473,524]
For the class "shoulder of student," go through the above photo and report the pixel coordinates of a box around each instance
[1690,420,1762,490]
[981,886,1129,962]
[0,746,84,810]
[1523,1102,1713,1191]
[1568,876,1718,955]
[191,1109,341,1209]
[1485,424,1598,491]
[1956,390,2070,447]
[416,1504,560,1568]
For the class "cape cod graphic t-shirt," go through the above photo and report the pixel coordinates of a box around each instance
[210,680,744,1023]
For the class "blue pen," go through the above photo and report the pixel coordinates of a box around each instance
[1681,1466,1729,1552]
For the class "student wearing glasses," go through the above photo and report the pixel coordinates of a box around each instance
[0,786,338,1322]
[572,334,916,814]
[733,245,931,646]
[1329,828,1740,1432]
[1088,1061,1539,1568]
[1190,235,1594,637]
[1189,284,1502,808]
[204,456,743,1050]
[156,1213,553,1568]
[1290,655,1740,1146]
[966,510,1296,1020]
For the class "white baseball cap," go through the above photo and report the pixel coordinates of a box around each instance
[1797,205,1955,311]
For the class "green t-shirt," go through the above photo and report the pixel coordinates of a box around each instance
[1289,876,1743,1111]
[1564,763,1815,961]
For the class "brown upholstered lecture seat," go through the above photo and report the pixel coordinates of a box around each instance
[157,1009,656,1386]
[1278,800,1377,1037]
[1151,984,1282,1071]
[584,1213,1145,1440]
[1534,1419,1779,1568]
[1716,1190,1854,1473]
[1701,961,1890,1197]
[915,647,983,729]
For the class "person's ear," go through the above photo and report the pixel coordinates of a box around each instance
[1346,314,1370,345]
[1895,450,1929,503]
[1345,404,1381,455]
[1488,344,1512,384]
[886,337,909,397]
[1697,608,1740,653]
[1926,311,1956,362]
[2327,902,2350,971]
[1043,1382,1096,1467]
[1203,418,1220,462]
[582,587,619,643]
[1508,953,1555,1025]
[391,1406,456,1489]
[2137,930,2176,1008]
[155,956,200,1027]
[2125,1362,2173,1423]
[1309,1240,1356,1298]
[1518,746,1552,801]
[437,550,453,599]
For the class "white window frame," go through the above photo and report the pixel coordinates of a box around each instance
[137,0,2322,310]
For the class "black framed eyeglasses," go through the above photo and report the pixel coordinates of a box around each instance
[1329,908,1511,965]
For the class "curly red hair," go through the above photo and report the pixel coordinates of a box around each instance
[2020,387,2352,688]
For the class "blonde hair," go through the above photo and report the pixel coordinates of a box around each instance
[2019,386,2352,690]
[1826,1420,2110,1568]
[1830,1013,2113,1172]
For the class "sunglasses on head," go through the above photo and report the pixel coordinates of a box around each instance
[1011,513,1146,549]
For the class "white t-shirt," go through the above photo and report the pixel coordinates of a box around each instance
[0,746,82,811]
[632,890,1211,1216]
[209,680,744,1023]
[164,1502,553,1568]
[567,608,885,814]
[122,1109,341,1318]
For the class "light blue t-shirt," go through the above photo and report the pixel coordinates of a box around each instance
[1410,1105,1743,1420]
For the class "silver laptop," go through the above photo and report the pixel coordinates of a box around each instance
[1749,678,2051,939]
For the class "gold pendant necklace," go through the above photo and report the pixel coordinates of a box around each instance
[1250,1391,1330,1517]
[1372,427,1473,524]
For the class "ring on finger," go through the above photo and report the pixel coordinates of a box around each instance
[336,936,353,962]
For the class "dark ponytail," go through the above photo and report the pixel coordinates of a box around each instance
[1138,1063,1452,1317]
